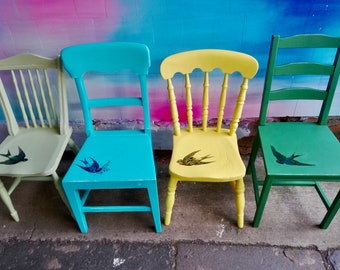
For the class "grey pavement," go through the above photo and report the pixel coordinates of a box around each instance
[0,151,339,269]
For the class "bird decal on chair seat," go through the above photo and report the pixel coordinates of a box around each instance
[0,147,28,165]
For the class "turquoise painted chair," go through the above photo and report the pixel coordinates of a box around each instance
[61,42,162,233]
[246,34,340,228]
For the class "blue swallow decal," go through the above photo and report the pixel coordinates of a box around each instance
[271,145,314,166]
[0,147,28,165]
[77,157,110,173]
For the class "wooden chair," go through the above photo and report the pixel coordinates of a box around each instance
[0,54,78,221]
[61,42,162,233]
[246,34,340,228]
[160,49,258,228]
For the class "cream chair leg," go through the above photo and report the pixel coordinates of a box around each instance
[164,177,178,226]
[67,138,79,154]
[52,172,72,214]
[234,178,245,228]
[0,179,19,222]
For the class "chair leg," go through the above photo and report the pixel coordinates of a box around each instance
[52,172,73,215]
[0,179,19,222]
[234,179,245,228]
[164,176,178,226]
[147,183,162,233]
[246,133,261,203]
[253,176,273,227]
[63,184,89,233]
[320,190,340,229]
[246,133,260,175]
[68,138,79,154]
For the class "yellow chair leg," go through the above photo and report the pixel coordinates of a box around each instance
[164,177,178,226]
[234,179,245,228]
[0,180,19,222]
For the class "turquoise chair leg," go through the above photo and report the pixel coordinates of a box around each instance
[63,186,89,233]
[147,183,162,233]
[253,176,273,227]
[320,190,340,229]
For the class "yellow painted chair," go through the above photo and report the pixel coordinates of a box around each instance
[160,49,258,228]
[246,34,340,228]
[0,54,78,221]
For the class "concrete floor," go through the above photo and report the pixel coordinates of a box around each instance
[0,150,339,269]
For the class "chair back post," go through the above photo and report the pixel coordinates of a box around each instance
[319,46,340,125]
[57,56,69,135]
[0,78,20,135]
[166,78,181,136]
[258,35,280,126]
[139,74,152,136]
[229,77,249,135]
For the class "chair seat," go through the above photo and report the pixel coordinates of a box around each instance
[259,122,340,178]
[0,127,72,176]
[63,131,156,187]
[170,128,245,181]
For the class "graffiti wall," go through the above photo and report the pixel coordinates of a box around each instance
[0,0,339,127]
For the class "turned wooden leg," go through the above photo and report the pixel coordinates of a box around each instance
[234,178,245,228]
[164,177,178,226]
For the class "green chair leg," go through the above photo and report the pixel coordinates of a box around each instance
[320,190,340,229]
[253,176,273,227]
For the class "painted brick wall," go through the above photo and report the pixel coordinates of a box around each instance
[0,0,339,148]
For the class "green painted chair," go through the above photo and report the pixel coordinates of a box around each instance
[61,42,162,233]
[247,34,340,228]
[0,54,78,221]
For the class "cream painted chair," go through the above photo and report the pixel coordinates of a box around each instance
[0,53,78,221]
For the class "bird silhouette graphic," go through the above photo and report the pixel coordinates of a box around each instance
[0,147,28,165]
[77,157,110,173]
[177,150,214,166]
[271,145,314,166]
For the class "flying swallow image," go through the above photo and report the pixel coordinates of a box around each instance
[0,147,28,165]
[177,150,214,166]
[271,145,314,166]
[77,157,110,173]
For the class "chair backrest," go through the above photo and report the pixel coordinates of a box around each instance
[0,54,68,136]
[160,49,258,136]
[259,34,340,126]
[61,42,151,137]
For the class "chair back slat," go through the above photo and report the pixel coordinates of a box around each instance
[11,70,31,127]
[202,72,209,131]
[216,74,228,133]
[28,69,46,127]
[43,69,58,127]
[259,34,340,126]
[185,74,193,133]
[160,49,258,136]
[19,70,39,127]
